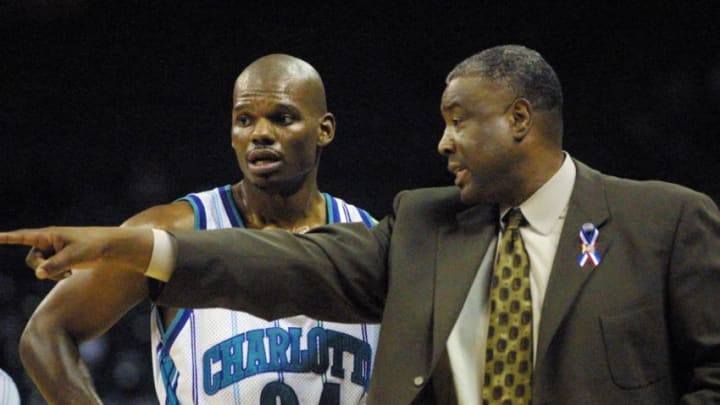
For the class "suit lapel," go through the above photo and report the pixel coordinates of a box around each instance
[535,160,612,366]
[432,204,497,367]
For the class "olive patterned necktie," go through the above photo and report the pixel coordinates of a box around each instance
[481,208,533,405]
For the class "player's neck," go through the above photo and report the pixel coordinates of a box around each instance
[232,180,327,232]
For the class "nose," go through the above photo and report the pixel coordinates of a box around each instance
[437,127,455,156]
[251,118,277,146]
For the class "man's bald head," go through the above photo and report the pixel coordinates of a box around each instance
[229,54,336,194]
[233,54,328,117]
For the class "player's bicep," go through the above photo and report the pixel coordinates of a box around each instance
[122,201,194,230]
[30,266,148,342]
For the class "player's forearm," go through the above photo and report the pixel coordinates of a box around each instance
[20,319,102,404]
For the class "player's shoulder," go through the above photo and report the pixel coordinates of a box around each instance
[325,193,367,212]
[122,199,195,230]
[323,193,377,225]
[125,184,233,230]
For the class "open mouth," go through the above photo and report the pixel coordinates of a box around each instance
[447,163,468,186]
[247,149,283,174]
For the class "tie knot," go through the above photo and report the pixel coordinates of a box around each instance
[503,208,525,230]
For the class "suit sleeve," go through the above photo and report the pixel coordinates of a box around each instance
[668,193,720,403]
[154,219,391,323]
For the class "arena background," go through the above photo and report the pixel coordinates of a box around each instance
[1,2,719,403]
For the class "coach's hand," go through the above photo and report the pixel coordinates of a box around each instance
[25,247,56,278]
[0,227,153,280]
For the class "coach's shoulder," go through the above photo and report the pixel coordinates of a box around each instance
[389,186,469,223]
[394,186,459,207]
[576,159,715,209]
[605,174,714,208]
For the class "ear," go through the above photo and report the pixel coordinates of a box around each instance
[317,112,336,147]
[509,98,532,141]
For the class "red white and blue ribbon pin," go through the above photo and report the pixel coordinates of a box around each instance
[578,223,601,267]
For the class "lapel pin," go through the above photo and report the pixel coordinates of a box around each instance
[578,222,601,267]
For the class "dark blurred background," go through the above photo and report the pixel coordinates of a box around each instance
[1,1,719,403]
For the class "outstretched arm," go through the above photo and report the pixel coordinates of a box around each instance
[14,203,193,404]
[0,226,154,280]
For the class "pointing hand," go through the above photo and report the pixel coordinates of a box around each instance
[0,227,154,280]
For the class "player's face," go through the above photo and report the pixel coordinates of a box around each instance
[438,77,520,205]
[231,81,327,192]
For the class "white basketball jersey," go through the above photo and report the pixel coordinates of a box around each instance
[150,185,381,405]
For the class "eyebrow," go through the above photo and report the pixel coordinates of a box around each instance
[440,101,461,112]
[233,102,253,112]
[273,103,302,115]
[232,102,302,115]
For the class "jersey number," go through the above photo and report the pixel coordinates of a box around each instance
[260,381,340,405]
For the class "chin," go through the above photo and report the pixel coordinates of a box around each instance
[459,187,490,206]
[458,189,478,205]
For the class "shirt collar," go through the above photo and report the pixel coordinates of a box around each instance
[500,152,576,235]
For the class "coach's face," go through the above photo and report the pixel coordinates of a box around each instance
[438,76,526,205]
[231,76,334,193]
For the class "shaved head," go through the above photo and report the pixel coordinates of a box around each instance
[229,54,336,194]
[233,54,328,117]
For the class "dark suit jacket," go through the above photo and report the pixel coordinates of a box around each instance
[157,160,720,404]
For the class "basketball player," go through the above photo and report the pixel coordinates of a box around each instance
[19,54,380,404]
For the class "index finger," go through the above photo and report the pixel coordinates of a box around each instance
[0,229,53,250]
